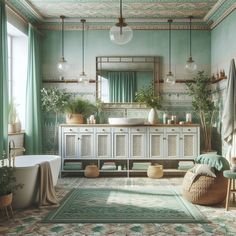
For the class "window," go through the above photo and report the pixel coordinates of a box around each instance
[7,23,28,130]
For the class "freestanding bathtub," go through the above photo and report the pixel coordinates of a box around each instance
[11,155,61,209]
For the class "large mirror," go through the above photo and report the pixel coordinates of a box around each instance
[96,56,160,103]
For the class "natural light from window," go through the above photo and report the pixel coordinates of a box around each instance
[7,22,28,130]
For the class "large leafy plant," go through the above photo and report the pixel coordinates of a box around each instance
[186,71,218,152]
[65,98,97,118]
[135,85,162,109]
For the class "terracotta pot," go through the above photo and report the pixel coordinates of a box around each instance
[0,193,13,208]
[66,114,84,124]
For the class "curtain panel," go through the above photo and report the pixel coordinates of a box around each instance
[25,25,42,154]
[0,0,9,158]
[107,71,137,103]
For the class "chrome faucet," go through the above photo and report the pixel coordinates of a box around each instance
[9,139,25,167]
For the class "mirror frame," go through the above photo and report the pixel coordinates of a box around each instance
[96,56,161,103]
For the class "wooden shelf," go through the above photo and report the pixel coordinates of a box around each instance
[42,80,96,83]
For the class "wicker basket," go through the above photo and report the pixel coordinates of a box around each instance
[147,165,163,179]
[84,165,99,178]
[182,170,227,205]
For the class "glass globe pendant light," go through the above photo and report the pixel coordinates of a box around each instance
[57,15,69,74]
[110,0,133,45]
[79,19,89,83]
[185,16,197,73]
[165,19,176,85]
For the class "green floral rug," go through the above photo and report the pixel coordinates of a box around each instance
[43,187,207,223]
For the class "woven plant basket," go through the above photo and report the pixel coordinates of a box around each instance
[182,170,227,205]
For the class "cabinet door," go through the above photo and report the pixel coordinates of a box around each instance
[181,127,198,159]
[149,127,164,159]
[113,128,129,159]
[130,127,146,159]
[63,132,79,159]
[96,127,111,159]
[78,127,94,159]
[165,127,180,159]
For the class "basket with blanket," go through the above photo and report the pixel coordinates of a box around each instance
[182,153,230,205]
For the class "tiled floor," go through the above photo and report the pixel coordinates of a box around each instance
[0,177,236,236]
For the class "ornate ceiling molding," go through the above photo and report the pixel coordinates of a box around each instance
[5,0,235,30]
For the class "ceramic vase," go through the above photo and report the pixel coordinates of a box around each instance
[148,108,158,125]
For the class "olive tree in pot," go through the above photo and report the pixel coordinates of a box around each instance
[65,98,97,124]
[186,71,218,153]
[41,88,70,153]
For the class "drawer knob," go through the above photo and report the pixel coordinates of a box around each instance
[85,129,88,131]
[102,129,105,131]
[188,129,191,131]
[155,129,158,131]
[137,129,140,131]
[172,129,175,131]
[163,137,166,140]
[120,129,123,131]
[69,129,73,131]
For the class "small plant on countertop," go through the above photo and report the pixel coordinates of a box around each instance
[135,84,162,109]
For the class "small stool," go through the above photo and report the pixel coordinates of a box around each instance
[147,164,163,179]
[223,170,236,210]
[84,165,99,178]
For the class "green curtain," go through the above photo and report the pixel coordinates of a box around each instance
[0,0,8,158]
[25,25,42,154]
[107,71,137,102]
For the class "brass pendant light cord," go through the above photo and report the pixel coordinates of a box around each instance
[81,19,86,74]
[168,19,173,74]
[60,15,65,59]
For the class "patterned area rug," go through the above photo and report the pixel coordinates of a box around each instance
[43,187,207,223]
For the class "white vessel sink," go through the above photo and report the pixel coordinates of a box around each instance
[108,118,145,125]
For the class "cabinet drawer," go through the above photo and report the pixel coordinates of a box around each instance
[166,127,180,133]
[130,127,146,132]
[96,127,111,132]
[62,127,79,133]
[149,127,164,133]
[113,127,128,132]
[79,127,94,132]
[183,127,197,133]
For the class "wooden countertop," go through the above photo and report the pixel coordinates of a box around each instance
[60,123,200,127]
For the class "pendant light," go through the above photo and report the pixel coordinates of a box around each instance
[110,0,133,45]
[79,19,89,83]
[57,15,69,74]
[165,19,175,85]
[185,16,197,73]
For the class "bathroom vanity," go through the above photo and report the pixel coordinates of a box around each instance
[59,124,200,176]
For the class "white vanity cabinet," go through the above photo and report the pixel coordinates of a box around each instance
[79,127,94,159]
[130,127,147,159]
[148,127,164,159]
[113,127,129,159]
[59,124,200,174]
[95,127,111,159]
[61,127,79,159]
[165,127,181,159]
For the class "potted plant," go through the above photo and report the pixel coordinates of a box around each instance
[186,71,218,152]
[135,84,162,124]
[0,157,22,215]
[41,87,70,152]
[65,98,97,124]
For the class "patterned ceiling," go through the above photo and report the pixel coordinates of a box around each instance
[6,0,236,28]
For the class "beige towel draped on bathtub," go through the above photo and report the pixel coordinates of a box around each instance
[38,161,58,207]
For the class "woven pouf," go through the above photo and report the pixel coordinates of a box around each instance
[84,165,99,178]
[182,170,228,205]
[147,165,163,179]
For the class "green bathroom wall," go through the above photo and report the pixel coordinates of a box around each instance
[41,29,211,81]
[211,10,236,75]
